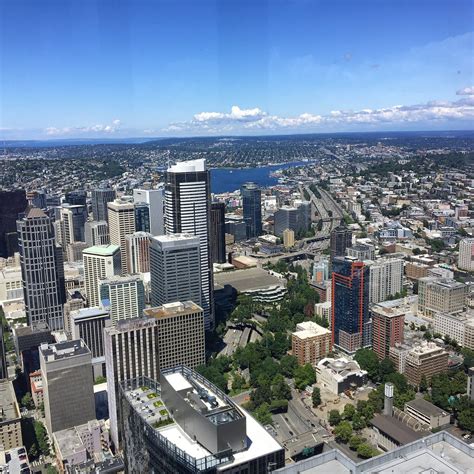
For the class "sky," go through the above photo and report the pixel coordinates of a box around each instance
[0,0,473,139]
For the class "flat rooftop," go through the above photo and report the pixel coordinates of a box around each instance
[405,398,449,417]
[214,267,285,293]
[83,244,119,256]
[371,414,426,445]
[294,321,331,339]
[40,339,90,361]
[144,301,203,319]
[0,381,20,422]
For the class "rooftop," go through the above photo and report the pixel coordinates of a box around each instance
[40,339,90,362]
[214,267,285,293]
[168,158,205,173]
[405,398,449,418]
[83,244,120,256]
[370,303,406,318]
[371,414,426,445]
[71,307,109,321]
[0,381,20,422]
[143,301,203,319]
[152,233,200,244]
[293,321,331,339]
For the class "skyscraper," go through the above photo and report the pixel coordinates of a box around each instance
[133,202,150,233]
[125,231,151,274]
[330,226,352,262]
[91,189,116,222]
[0,190,28,258]
[133,187,165,236]
[64,190,87,207]
[57,204,87,248]
[371,303,405,360]
[85,220,110,247]
[210,202,226,264]
[241,182,262,239]
[150,234,201,308]
[332,256,370,354]
[83,245,121,308]
[108,199,136,274]
[274,204,311,237]
[368,257,404,303]
[17,207,65,330]
[165,159,213,329]
[458,238,474,272]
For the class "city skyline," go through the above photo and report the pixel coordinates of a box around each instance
[0,0,473,139]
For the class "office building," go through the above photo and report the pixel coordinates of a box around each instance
[64,190,87,207]
[458,238,474,272]
[0,190,28,258]
[0,380,22,450]
[241,182,262,239]
[133,187,165,236]
[434,311,474,350]
[40,340,95,434]
[108,199,136,274]
[125,231,152,274]
[134,201,150,233]
[91,189,116,222]
[210,202,226,264]
[57,204,87,245]
[404,342,448,386]
[0,325,7,380]
[291,321,332,365]
[17,207,65,330]
[273,203,311,237]
[118,366,284,473]
[282,228,295,248]
[150,233,201,311]
[83,245,121,308]
[312,258,329,283]
[165,159,213,330]
[225,219,247,242]
[346,243,375,261]
[316,358,367,395]
[330,226,352,262]
[27,189,47,210]
[418,277,467,318]
[99,275,145,323]
[371,303,405,360]
[104,317,161,448]
[331,257,370,354]
[85,220,110,247]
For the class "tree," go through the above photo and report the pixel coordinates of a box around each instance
[419,375,428,393]
[34,421,50,456]
[457,406,474,433]
[354,348,380,381]
[312,387,321,407]
[271,376,292,401]
[232,373,246,392]
[349,435,364,450]
[328,409,341,426]
[94,375,106,384]
[379,358,395,381]
[343,404,356,421]
[334,421,353,443]
[423,330,432,341]
[352,412,367,430]
[21,393,34,410]
[279,355,298,378]
[294,363,316,390]
[253,403,273,426]
[357,443,378,459]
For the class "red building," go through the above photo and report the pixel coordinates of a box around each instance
[371,303,405,360]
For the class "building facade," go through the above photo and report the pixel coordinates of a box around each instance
[434,311,474,349]
[330,226,352,262]
[210,203,226,264]
[241,182,262,239]
[404,342,448,387]
[418,277,467,318]
[85,221,110,247]
[368,257,404,304]
[125,231,152,274]
[91,189,116,222]
[0,190,28,258]
[133,187,165,236]
[371,303,405,360]
[292,321,332,365]
[0,381,22,450]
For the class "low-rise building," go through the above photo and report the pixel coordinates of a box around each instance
[434,311,474,349]
[29,370,44,408]
[0,380,22,451]
[316,358,367,395]
[417,278,467,318]
[404,399,450,430]
[291,321,331,366]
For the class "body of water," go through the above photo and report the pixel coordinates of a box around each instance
[210,161,310,194]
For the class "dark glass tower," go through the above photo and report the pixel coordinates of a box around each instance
[0,190,28,258]
[91,189,116,222]
[210,202,226,264]
[134,202,151,233]
[331,257,370,354]
[64,190,87,207]
[0,324,7,380]
[241,182,262,239]
[330,225,352,262]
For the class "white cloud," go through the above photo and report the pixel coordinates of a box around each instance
[456,86,474,96]
[45,119,121,136]
[163,94,474,135]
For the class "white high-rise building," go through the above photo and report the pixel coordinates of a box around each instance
[107,199,136,274]
[85,221,110,247]
[165,159,214,329]
[368,257,404,304]
[83,245,121,307]
[458,238,474,272]
[133,187,165,236]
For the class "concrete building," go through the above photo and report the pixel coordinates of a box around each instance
[405,261,430,280]
[241,182,263,239]
[404,342,448,387]
[39,340,95,434]
[367,257,404,304]
[316,358,368,395]
[210,202,226,264]
[84,220,110,247]
[17,207,65,330]
[330,226,352,262]
[291,321,332,366]
[99,274,145,323]
[418,277,467,318]
[118,366,284,473]
[107,199,136,274]
[66,241,88,263]
[0,266,23,304]
[389,343,412,374]
[83,245,121,308]
[346,243,375,261]
[312,258,329,284]
[165,159,214,330]
[150,234,201,309]
[404,399,450,430]
[125,231,151,274]
[434,311,474,349]
[0,190,28,258]
[371,303,405,360]
[91,189,116,223]
[0,380,22,451]
[134,201,150,233]
[57,204,87,249]
[274,204,311,237]
[458,238,474,272]
[133,187,165,237]
[282,229,295,248]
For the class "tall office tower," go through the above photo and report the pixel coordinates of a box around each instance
[64,190,87,207]
[0,324,7,380]
[150,234,201,308]
[165,159,213,329]
[83,245,121,307]
[91,188,116,222]
[40,340,95,434]
[331,256,370,354]
[458,238,474,272]
[125,231,151,274]
[17,207,65,330]
[99,275,145,323]
[70,307,111,378]
[104,317,161,448]
[241,182,262,239]
[368,257,404,304]
[57,204,87,249]
[330,226,352,262]
[417,277,467,318]
[274,204,311,237]
[210,202,226,264]
[371,302,405,360]
[85,221,110,247]
[133,187,165,236]
[133,202,150,233]
[108,199,136,274]
[0,190,28,258]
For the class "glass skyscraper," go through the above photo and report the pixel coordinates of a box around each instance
[241,182,262,239]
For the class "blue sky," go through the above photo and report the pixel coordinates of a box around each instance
[0,0,473,139]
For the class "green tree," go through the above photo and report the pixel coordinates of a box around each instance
[379,358,395,381]
[457,406,474,433]
[352,412,367,430]
[253,403,273,426]
[279,355,298,378]
[294,363,316,390]
[328,409,341,426]
[312,387,322,407]
[21,393,34,409]
[419,375,428,393]
[357,443,378,459]
[349,435,364,450]
[271,376,292,401]
[34,421,50,456]
[334,421,353,443]
[94,375,106,384]
[343,404,356,421]
[354,349,380,381]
